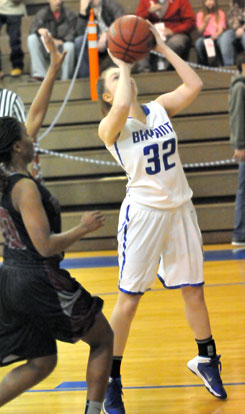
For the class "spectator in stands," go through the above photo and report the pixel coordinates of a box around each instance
[218,0,245,66]
[27,0,77,81]
[195,0,227,67]
[135,0,195,72]
[75,0,124,78]
[0,0,26,78]
[229,52,245,246]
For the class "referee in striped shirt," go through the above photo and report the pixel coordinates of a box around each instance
[0,88,26,122]
[0,88,45,180]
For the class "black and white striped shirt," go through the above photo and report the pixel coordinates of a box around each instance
[0,88,26,122]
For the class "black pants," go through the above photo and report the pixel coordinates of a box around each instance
[0,262,103,366]
[0,14,24,70]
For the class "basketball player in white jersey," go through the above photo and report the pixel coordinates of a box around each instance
[97,24,227,414]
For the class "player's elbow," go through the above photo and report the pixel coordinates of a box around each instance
[111,105,130,128]
[37,247,53,258]
[195,79,203,93]
[34,242,57,258]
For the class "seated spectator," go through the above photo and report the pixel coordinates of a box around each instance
[229,52,245,245]
[75,0,124,78]
[0,0,26,78]
[195,0,227,67]
[135,0,195,72]
[27,0,77,81]
[218,0,245,66]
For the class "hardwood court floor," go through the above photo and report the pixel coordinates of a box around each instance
[0,245,245,414]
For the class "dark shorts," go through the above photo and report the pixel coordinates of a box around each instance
[0,262,103,366]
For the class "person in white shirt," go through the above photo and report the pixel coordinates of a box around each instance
[97,23,227,414]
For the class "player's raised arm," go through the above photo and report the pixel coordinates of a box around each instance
[97,52,133,147]
[149,24,203,118]
[25,32,66,139]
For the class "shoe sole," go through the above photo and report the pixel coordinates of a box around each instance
[102,402,110,414]
[187,362,227,400]
[102,401,125,414]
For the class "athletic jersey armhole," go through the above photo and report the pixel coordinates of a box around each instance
[7,174,36,215]
[152,100,168,117]
[106,131,122,150]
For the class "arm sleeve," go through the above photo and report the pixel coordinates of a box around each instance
[135,0,151,19]
[76,14,88,36]
[196,11,204,30]
[229,81,245,149]
[63,11,77,42]
[29,9,47,34]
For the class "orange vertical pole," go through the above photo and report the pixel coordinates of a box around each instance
[87,8,99,100]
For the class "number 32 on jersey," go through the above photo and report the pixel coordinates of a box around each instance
[143,137,176,175]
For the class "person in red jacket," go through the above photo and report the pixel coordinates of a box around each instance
[135,0,195,71]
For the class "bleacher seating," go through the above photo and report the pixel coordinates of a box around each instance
[0,0,236,251]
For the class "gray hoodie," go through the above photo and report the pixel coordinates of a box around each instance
[229,74,245,149]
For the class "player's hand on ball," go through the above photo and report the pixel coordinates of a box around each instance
[148,21,166,51]
[108,15,155,63]
[107,49,133,70]
[80,211,105,233]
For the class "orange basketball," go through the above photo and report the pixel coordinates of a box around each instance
[108,15,156,63]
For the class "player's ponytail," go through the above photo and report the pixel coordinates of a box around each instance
[96,68,113,117]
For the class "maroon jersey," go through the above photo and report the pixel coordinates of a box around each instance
[0,173,63,265]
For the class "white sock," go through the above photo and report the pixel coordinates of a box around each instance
[85,400,102,414]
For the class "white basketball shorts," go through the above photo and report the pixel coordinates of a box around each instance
[117,198,204,294]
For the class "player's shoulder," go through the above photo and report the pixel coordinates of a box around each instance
[12,175,38,194]
[150,99,168,114]
[98,115,108,138]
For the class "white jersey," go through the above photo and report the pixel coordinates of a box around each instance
[107,100,192,209]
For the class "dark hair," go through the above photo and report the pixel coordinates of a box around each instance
[0,116,22,163]
[232,0,245,6]
[0,116,23,192]
[201,0,219,21]
[236,52,245,73]
[96,68,114,117]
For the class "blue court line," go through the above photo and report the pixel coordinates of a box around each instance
[60,249,245,269]
[94,282,245,298]
[61,256,118,269]
[26,381,245,393]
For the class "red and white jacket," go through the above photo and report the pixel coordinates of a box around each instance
[135,0,195,34]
